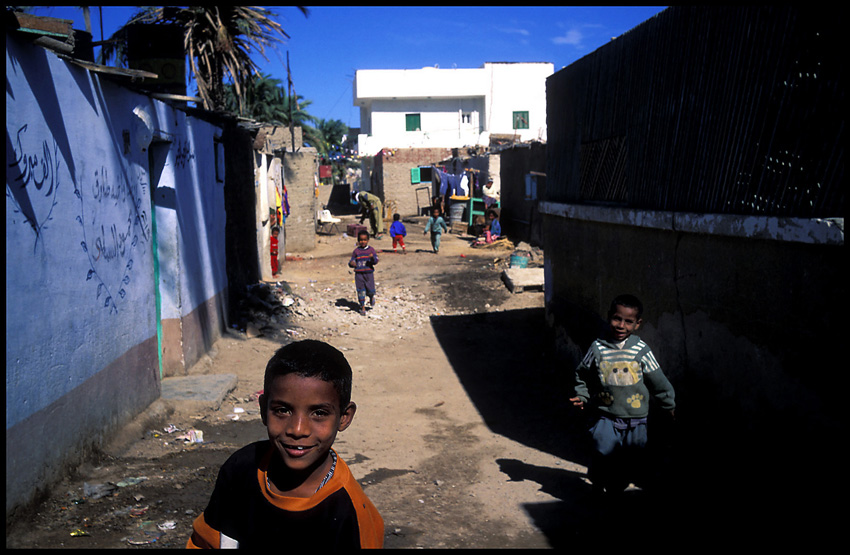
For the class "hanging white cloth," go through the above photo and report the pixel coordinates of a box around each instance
[459,174,469,197]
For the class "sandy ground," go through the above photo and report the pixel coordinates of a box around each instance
[6,215,669,549]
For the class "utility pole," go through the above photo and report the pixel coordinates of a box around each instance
[287,51,295,152]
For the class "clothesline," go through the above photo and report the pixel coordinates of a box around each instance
[435,167,483,198]
[430,166,479,172]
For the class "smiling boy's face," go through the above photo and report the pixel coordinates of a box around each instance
[260,374,356,494]
[357,234,370,248]
[608,304,642,343]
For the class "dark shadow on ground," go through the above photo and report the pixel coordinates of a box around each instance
[429,307,589,465]
[494,455,723,546]
[334,298,362,313]
[494,457,658,546]
[431,308,828,545]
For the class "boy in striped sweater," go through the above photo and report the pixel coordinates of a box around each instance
[570,294,676,495]
[348,230,379,315]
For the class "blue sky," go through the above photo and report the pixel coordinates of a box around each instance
[29,6,667,129]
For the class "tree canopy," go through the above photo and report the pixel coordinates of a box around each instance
[103,6,307,112]
[99,6,351,159]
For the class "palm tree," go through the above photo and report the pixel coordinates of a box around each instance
[224,73,327,152]
[224,73,287,122]
[225,73,318,125]
[103,6,308,112]
[314,118,350,159]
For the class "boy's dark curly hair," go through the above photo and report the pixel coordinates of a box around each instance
[264,340,352,408]
[608,294,643,320]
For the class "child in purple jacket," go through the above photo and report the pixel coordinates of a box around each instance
[348,230,379,315]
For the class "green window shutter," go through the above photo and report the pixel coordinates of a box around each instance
[512,111,529,130]
[405,113,421,132]
[410,167,421,183]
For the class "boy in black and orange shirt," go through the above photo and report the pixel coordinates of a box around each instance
[188,340,384,549]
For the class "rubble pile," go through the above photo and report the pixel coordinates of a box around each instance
[511,241,544,267]
[229,240,546,340]
[234,280,440,340]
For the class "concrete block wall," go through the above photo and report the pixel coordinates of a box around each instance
[258,125,302,152]
[282,149,318,252]
[541,206,843,519]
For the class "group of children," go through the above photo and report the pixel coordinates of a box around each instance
[390,202,502,256]
[388,200,453,255]
[212,190,674,546]
[348,203,473,316]
[187,291,673,547]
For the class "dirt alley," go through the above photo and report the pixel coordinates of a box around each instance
[6,215,681,549]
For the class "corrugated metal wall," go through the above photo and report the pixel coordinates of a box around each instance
[547,6,843,218]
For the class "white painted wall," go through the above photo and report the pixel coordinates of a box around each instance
[354,62,553,156]
[485,63,552,142]
[367,97,485,150]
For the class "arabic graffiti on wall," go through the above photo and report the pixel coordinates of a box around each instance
[7,122,152,314]
[7,124,62,252]
[75,162,151,314]
[174,138,196,169]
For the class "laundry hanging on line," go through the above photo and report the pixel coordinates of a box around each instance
[436,169,475,198]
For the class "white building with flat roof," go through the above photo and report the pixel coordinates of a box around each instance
[353,62,554,156]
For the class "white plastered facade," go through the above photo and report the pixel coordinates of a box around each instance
[354,62,554,156]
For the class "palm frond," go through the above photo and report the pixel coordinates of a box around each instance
[106,6,307,112]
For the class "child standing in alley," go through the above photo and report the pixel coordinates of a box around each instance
[187,340,384,549]
[570,294,676,496]
[270,225,281,276]
[348,230,379,315]
[423,206,448,254]
[186,340,384,552]
[389,213,407,254]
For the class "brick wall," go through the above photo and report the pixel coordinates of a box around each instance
[258,125,302,151]
[373,147,453,217]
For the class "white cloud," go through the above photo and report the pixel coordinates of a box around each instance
[552,28,583,46]
[496,26,530,36]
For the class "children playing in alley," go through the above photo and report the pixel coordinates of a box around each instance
[389,213,407,253]
[423,206,448,253]
[348,230,379,315]
[569,294,676,496]
[187,340,384,549]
